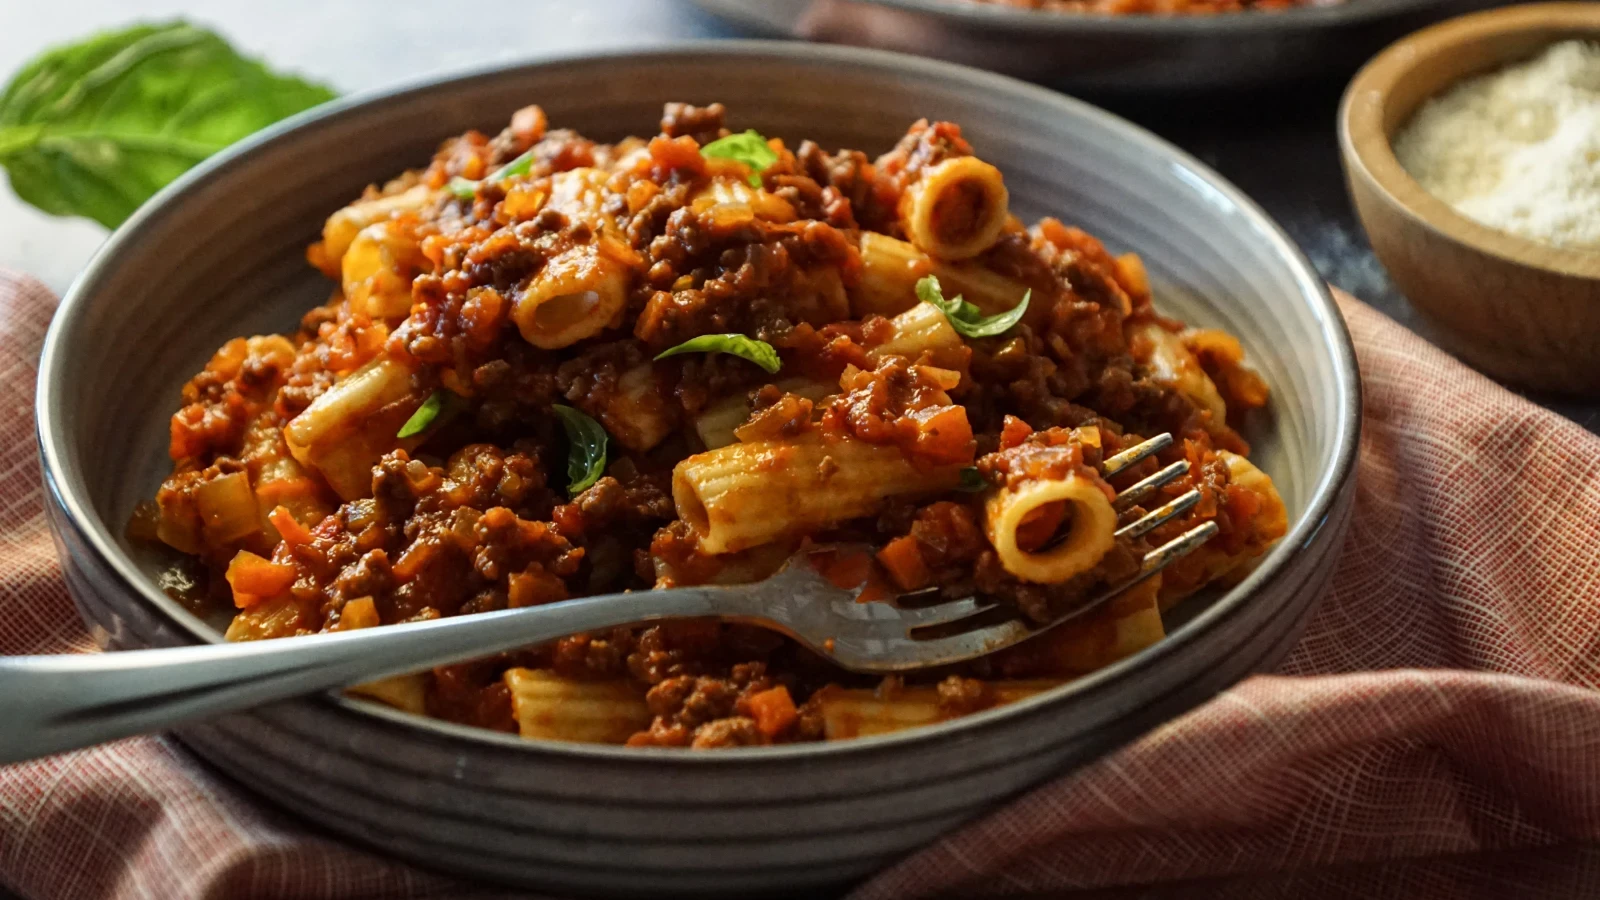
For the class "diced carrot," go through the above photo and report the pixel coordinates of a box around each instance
[1225,366,1271,409]
[333,596,381,631]
[225,550,297,607]
[999,415,1034,449]
[877,536,930,593]
[501,185,547,220]
[511,104,548,144]
[626,179,659,214]
[1113,252,1150,301]
[910,405,974,466]
[746,686,798,739]
[255,477,320,504]
[439,367,472,398]
[390,539,436,582]
[508,568,567,608]
[268,505,314,546]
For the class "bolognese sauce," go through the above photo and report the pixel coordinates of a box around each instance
[137,103,1285,748]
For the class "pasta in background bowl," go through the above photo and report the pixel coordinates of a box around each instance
[37,43,1359,896]
[692,0,1506,90]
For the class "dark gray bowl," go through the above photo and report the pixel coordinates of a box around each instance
[692,0,1507,91]
[36,41,1360,898]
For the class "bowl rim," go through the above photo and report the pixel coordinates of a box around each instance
[1338,2,1600,281]
[37,38,1361,765]
[705,0,1463,36]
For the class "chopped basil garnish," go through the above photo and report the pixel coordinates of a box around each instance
[446,146,538,199]
[699,129,778,188]
[552,404,608,496]
[397,391,448,439]
[654,333,782,374]
[957,466,988,492]
[916,275,1030,340]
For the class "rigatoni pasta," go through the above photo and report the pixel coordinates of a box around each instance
[984,470,1119,584]
[867,302,966,365]
[692,377,834,450]
[139,103,1281,750]
[282,357,424,500]
[505,669,651,743]
[673,432,967,554]
[818,679,1057,740]
[853,231,1036,317]
[898,156,1010,260]
[512,238,637,349]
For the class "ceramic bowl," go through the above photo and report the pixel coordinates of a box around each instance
[37,41,1360,898]
[692,0,1504,91]
[1340,2,1600,395]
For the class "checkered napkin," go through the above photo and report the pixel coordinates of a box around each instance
[3,268,1597,900]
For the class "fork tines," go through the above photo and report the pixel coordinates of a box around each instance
[1103,433,1205,541]
[907,432,1218,646]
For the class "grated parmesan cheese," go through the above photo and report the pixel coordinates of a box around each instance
[1393,40,1600,251]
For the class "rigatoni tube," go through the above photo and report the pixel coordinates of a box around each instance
[868,301,965,362]
[283,356,422,501]
[818,681,1056,740]
[1154,450,1288,610]
[689,175,797,223]
[341,220,423,322]
[1130,320,1227,425]
[512,237,636,349]
[592,363,675,452]
[853,232,1035,318]
[673,432,964,555]
[693,377,835,451]
[899,156,1009,261]
[504,669,650,744]
[314,184,431,276]
[984,472,1119,584]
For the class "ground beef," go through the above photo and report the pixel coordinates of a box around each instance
[659,102,727,145]
[936,675,995,717]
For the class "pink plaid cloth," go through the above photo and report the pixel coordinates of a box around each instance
[2,268,1597,900]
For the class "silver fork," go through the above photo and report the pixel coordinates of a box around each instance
[0,434,1213,764]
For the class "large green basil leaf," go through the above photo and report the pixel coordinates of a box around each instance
[0,22,336,228]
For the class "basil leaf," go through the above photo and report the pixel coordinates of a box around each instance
[916,275,1030,340]
[397,390,448,439]
[957,467,988,492]
[552,404,608,496]
[0,22,335,228]
[654,333,782,374]
[446,146,537,200]
[699,129,778,189]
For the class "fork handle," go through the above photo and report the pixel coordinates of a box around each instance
[0,586,731,765]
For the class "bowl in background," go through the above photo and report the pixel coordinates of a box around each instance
[693,0,1506,92]
[38,41,1360,897]
[1340,3,1600,395]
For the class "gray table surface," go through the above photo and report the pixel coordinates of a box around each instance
[0,2,1593,898]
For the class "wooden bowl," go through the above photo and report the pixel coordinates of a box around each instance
[1339,3,1600,394]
